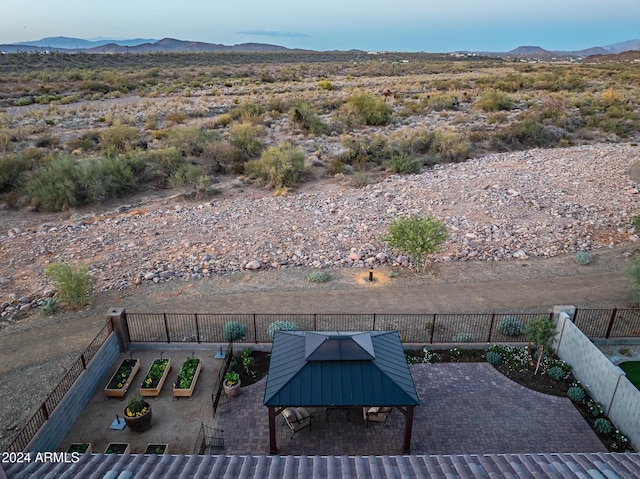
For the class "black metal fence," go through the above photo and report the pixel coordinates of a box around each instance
[126,312,556,344]
[573,308,640,339]
[6,321,114,453]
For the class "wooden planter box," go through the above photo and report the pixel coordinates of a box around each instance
[104,358,141,398]
[173,361,202,398]
[140,359,171,397]
[104,442,130,454]
[66,442,92,454]
[144,443,170,454]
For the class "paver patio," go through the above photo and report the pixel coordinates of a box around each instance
[216,363,607,455]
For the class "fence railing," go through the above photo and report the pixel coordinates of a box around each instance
[573,308,640,339]
[127,312,557,344]
[5,321,114,453]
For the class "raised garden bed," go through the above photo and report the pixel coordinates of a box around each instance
[140,358,171,397]
[173,357,202,398]
[104,358,140,398]
[66,442,92,454]
[144,443,170,454]
[104,442,130,454]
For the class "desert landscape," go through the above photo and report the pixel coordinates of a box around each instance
[1,52,640,320]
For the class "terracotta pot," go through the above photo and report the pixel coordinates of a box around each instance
[223,379,241,397]
[124,403,152,432]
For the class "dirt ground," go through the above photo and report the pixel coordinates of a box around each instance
[0,243,637,451]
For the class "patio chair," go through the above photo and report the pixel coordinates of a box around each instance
[362,406,392,427]
[281,407,313,438]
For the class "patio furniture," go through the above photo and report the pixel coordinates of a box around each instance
[281,407,313,438]
[363,406,392,427]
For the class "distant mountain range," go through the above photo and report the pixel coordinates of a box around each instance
[1,36,639,57]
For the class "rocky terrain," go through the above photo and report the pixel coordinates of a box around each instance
[2,143,639,323]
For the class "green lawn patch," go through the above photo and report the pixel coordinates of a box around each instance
[619,361,640,391]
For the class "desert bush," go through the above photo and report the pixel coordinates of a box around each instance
[424,93,460,111]
[384,151,421,174]
[567,386,586,403]
[245,142,306,188]
[267,320,298,340]
[427,129,470,163]
[35,134,60,148]
[349,171,371,187]
[14,96,34,106]
[289,102,329,135]
[346,92,392,126]
[66,131,101,152]
[476,90,515,112]
[384,214,449,271]
[44,262,93,309]
[486,351,502,365]
[496,316,524,336]
[573,251,592,265]
[40,297,57,314]
[145,146,183,175]
[224,321,246,341]
[99,123,141,153]
[0,155,32,193]
[307,271,330,283]
[593,418,613,435]
[452,332,474,343]
[339,134,389,168]
[229,102,263,122]
[165,126,221,157]
[317,79,335,91]
[547,366,566,381]
[229,121,265,163]
[493,118,555,149]
[168,163,205,188]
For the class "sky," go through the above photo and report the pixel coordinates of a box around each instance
[1,0,639,52]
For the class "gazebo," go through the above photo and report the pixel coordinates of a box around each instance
[264,330,420,453]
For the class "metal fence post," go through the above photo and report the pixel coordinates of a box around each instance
[605,308,618,339]
[429,314,436,344]
[195,313,201,343]
[372,313,376,331]
[41,403,49,421]
[487,313,495,343]
[253,314,258,344]
[163,313,171,343]
[81,354,87,370]
[314,313,317,331]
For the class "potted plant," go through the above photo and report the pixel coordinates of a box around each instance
[173,356,202,398]
[140,358,171,396]
[66,442,92,454]
[223,371,241,397]
[144,443,169,454]
[123,395,152,432]
[104,442,131,454]
[104,358,140,398]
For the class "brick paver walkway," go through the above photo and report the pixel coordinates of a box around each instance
[216,363,606,455]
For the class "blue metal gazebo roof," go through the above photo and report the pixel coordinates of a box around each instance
[263,330,419,407]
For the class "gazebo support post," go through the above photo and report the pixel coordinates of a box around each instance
[268,406,278,454]
[402,405,415,454]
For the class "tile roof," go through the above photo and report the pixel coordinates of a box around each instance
[264,331,419,407]
[3,452,640,478]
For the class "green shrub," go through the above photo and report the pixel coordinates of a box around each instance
[245,142,305,188]
[476,90,515,112]
[99,123,141,153]
[339,134,390,168]
[567,386,586,403]
[43,263,93,309]
[496,316,524,336]
[14,96,34,106]
[424,93,460,111]
[307,271,330,283]
[547,366,566,380]
[168,164,205,188]
[586,400,603,417]
[346,92,392,126]
[39,297,57,314]
[165,126,221,157]
[229,102,264,121]
[267,320,298,340]
[426,129,470,164]
[486,351,502,365]
[289,102,329,135]
[317,79,334,91]
[0,155,32,193]
[223,321,246,341]
[494,119,554,149]
[146,146,183,175]
[385,152,421,174]
[593,418,613,435]
[573,251,592,265]
[384,214,449,271]
[452,332,474,342]
[229,121,265,163]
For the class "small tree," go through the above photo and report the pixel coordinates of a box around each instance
[524,315,557,375]
[383,215,449,272]
[44,262,93,309]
